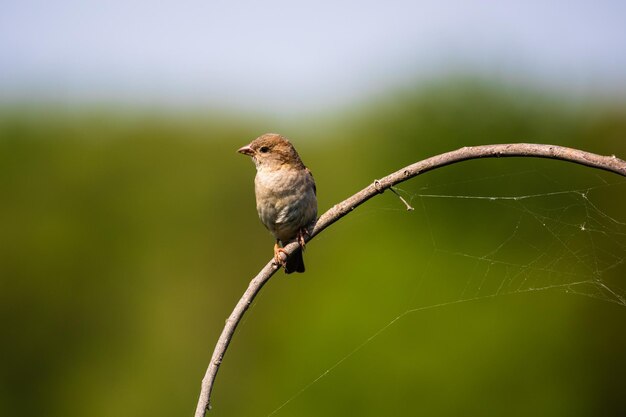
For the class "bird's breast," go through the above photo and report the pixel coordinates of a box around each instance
[254,166,317,242]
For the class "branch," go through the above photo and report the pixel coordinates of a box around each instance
[194,143,626,416]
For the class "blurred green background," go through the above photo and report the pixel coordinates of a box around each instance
[3,1,626,416]
[1,80,625,417]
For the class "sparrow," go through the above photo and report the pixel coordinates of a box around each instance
[238,133,317,273]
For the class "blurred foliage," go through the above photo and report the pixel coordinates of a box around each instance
[1,80,625,417]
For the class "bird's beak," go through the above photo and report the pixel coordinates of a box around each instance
[237,145,254,156]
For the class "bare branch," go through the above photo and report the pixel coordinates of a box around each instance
[195,143,626,416]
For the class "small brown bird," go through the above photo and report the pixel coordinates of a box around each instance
[238,133,317,273]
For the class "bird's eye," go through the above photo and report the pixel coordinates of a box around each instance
[259,146,270,153]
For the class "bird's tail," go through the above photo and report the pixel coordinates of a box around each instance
[285,248,305,274]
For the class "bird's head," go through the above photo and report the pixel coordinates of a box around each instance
[238,133,304,170]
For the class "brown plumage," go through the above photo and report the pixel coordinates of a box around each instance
[238,133,317,273]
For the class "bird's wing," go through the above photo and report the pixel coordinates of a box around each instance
[306,167,316,196]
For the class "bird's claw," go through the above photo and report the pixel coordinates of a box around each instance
[297,228,309,250]
[273,242,288,268]
[273,230,308,270]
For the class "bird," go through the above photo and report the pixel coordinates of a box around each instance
[238,133,317,273]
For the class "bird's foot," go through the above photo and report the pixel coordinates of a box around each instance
[273,242,288,268]
[297,228,309,250]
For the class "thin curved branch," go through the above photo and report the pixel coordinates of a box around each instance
[195,143,626,417]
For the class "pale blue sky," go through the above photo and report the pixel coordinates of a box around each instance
[1,0,625,114]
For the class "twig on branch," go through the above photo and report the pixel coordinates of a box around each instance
[389,186,415,211]
[195,143,626,417]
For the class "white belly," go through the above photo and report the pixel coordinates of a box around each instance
[254,166,317,243]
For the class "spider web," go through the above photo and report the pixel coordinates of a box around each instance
[414,189,625,307]
[265,167,626,416]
